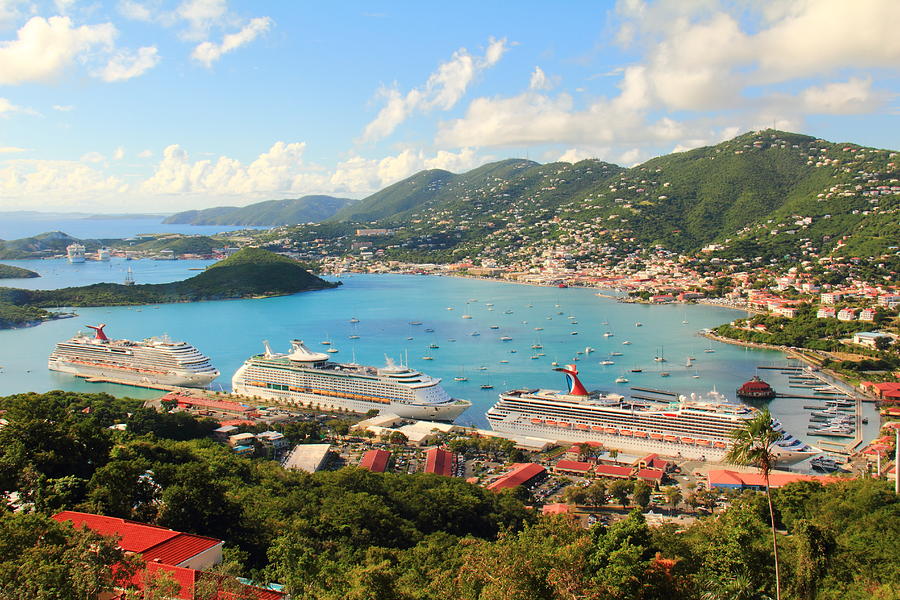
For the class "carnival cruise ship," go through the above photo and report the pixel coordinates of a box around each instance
[231,340,471,420]
[48,324,219,388]
[487,365,816,463]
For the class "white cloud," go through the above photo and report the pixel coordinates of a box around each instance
[800,77,885,115]
[54,0,76,14]
[191,16,271,67]
[557,148,599,163]
[0,16,116,85]
[176,0,228,41]
[0,159,126,208]
[0,146,26,153]
[52,104,74,111]
[529,66,551,91]
[0,0,28,28]
[329,147,483,194]
[118,0,154,21]
[137,149,153,158]
[97,46,160,82]
[113,146,125,160]
[81,151,105,163]
[360,36,508,142]
[0,97,35,116]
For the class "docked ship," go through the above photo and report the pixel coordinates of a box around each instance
[487,365,816,463]
[231,340,471,420]
[48,324,219,388]
[66,243,85,263]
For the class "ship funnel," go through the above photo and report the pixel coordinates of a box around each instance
[86,324,108,341]
[553,364,589,396]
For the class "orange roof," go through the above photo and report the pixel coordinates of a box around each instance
[424,447,454,477]
[163,393,252,413]
[359,449,391,473]
[541,503,572,515]
[487,463,546,491]
[53,511,220,565]
[594,464,633,478]
[635,468,665,481]
[555,460,593,473]
[706,469,843,489]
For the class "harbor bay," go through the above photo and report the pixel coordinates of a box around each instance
[0,263,881,448]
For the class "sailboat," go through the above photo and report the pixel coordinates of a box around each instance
[654,347,667,362]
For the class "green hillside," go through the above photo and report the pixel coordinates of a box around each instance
[0,264,39,279]
[0,231,97,260]
[0,248,337,327]
[164,195,356,225]
[312,130,899,262]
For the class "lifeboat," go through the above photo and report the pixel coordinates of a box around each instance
[695,439,711,446]
[663,435,678,443]
[681,437,694,445]
[576,424,590,430]
[558,422,571,428]
[545,420,557,426]
[530,418,543,425]
[605,428,618,435]
[591,425,604,431]
[714,441,727,449]
[633,431,648,438]
[649,432,663,440]
[619,429,633,436]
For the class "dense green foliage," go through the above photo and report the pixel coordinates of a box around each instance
[121,235,218,255]
[0,248,336,317]
[0,231,97,260]
[0,263,38,279]
[0,302,53,328]
[165,195,356,226]
[1,390,897,599]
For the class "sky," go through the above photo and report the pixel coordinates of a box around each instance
[0,0,898,213]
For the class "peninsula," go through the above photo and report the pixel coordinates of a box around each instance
[0,248,337,329]
[0,264,39,279]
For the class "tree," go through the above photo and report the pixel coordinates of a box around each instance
[388,431,408,446]
[608,479,633,509]
[725,407,783,600]
[632,480,652,511]
[662,486,682,514]
[874,335,893,352]
[609,449,619,464]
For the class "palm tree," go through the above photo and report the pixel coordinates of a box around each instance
[724,407,783,600]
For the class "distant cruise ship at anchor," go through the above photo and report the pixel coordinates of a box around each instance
[231,339,471,420]
[487,365,816,463]
[48,324,219,388]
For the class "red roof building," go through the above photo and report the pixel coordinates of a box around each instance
[635,468,665,485]
[554,460,594,475]
[636,453,670,472]
[706,469,843,490]
[52,511,284,599]
[424,447,455,477]
[593,464,633,479]
[359,449,391,473]
[487,463,547,491]
[541,503,573,515]
[161,392,253,416]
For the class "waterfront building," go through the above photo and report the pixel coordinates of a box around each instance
[359,449,391,473]
[424,447,455,476]
[486,463,547,491]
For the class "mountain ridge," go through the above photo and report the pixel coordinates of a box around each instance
[164,195,356,226]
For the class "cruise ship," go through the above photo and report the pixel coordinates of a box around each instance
[48,324,219,388]
[231,340,471,420]
[487,365,816,463]
[66,242,85,263]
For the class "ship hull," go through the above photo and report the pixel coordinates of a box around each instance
[48,359,218,388]
[488,412,814,465]
[231,380,469,420]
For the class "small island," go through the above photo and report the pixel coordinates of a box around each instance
[0,263,39,279]
[0,248,338,329]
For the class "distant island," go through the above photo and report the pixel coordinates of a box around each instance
[0,264,39,279]
[163,195,356,226]
[0,248,338,329]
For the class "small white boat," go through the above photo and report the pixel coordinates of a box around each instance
[635,322,643,327]
[600,360,614,365]
[615,376,629,383]
[623,341,631,345]
[327,348,339,354]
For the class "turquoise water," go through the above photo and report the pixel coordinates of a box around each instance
[0,267,880,452]
[0,257,216,289]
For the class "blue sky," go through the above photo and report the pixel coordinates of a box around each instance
[0,0,898,212]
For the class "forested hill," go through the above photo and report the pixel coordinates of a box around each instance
[326,130,899,258]
[164,195,356,225]
[0,248,336,318]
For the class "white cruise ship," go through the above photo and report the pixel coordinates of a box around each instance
[66,243,85,263]
[487,365,816,463]
[48,324,219,388]
[231,340,471,420]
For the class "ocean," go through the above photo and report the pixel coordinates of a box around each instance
[0,213,268,241]
[0,261,881,455]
